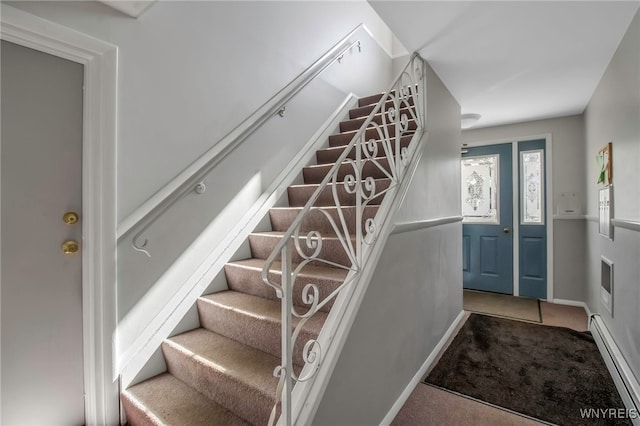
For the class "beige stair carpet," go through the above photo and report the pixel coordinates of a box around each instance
[121,91,417,425]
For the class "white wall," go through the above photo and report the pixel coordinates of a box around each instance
[462,115,587,301]
[7,1,398,324]
[312,61,462,425]
[583,9,640,381]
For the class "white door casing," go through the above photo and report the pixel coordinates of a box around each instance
[0,5,118,425]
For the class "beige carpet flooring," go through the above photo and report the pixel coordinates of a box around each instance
[463,290,541,323]
[393,293,589,425]
[391,383,549,426]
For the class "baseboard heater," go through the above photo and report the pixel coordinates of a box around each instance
[590,314,640,425]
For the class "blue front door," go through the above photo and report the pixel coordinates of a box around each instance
[462,144,513,294]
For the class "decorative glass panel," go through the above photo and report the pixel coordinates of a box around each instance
[521,150,544,224]
[461,154,499,223]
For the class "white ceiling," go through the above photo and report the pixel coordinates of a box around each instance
[369,1,640,129]
[98,0,156,18]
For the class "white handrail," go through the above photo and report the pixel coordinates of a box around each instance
[117,24,365,252]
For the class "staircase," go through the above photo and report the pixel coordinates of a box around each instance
[121,91,417,426]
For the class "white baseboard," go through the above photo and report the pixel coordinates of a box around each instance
[380,310,466,425]
[551,298,592,317]
[590,315,640,425]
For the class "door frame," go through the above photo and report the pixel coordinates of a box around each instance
[462,133,554,301]
[1,5,119,425]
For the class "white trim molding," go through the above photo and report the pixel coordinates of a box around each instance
[553,214,589,220]
[1,5,119,425]
[612,219,640,233]
[381,310,467,425]
[552,298,593,318]
[391,216,462,235]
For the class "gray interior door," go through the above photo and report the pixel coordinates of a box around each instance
[1,40,85,425]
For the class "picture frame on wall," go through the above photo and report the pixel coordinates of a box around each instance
[597,142,613,186]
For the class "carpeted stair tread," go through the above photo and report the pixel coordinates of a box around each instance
[303,156,391,184]
[163,327,278,425]
[228,257,348,281]
[315,136,413,164]
[248,231,356,267]
[198,291,327,365]
[287,178,391,207]
[225,258,344,313]
[122,373,250,426]
[269,205,380,234]
[328,122,417,147]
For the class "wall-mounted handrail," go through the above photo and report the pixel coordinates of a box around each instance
[117,25,365,255]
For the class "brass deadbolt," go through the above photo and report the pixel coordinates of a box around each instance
[63,211,79,225]
[62,240,79,255]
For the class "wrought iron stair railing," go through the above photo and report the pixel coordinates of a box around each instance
[261,53,427,425]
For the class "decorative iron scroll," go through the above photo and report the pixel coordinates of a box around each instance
[261,54,426,425]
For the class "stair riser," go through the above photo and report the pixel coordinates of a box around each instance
[269,206,379,235]
[197,298,320,366]
[315,136,413,165]
[287,179,391,207]
[121,395,155,426]
[340,113,385,132]
[224,263,341,313]
[358,91,416,107]
[162,342,274,425]
[340,108,417,132]
[329,122,417,147]
[349,98,415,119]
[303,157,392,185]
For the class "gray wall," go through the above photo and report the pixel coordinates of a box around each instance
[583,9,640,381]
[462,115,587,301]
[312,62,462,425]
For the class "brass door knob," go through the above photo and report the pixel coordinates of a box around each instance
[62,240,79,255]
[503,227,510,234]
[63,211,79,225]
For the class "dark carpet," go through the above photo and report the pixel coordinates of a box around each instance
[425,314,631,426]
